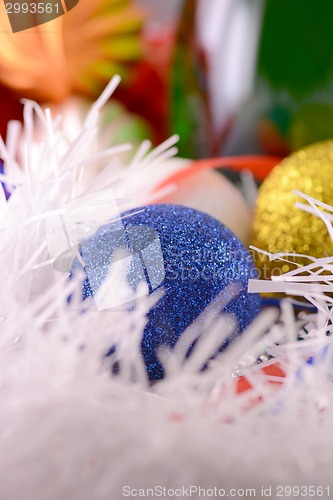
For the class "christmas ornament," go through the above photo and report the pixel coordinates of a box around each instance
[157,169,253,245]
[73,204,261,380]
[172,0,333,157]
[155,156,280,186]
[251,141,333,279]
[0,161,10,200]
[153,155,280,246]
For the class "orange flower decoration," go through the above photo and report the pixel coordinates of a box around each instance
[0,0,144,102]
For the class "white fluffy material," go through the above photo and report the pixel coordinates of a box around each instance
[0,77,332,500]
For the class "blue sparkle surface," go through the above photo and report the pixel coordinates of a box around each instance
[72,204,261,380]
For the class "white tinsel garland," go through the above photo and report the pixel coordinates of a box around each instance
[0,77,332,500]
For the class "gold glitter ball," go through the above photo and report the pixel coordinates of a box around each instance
[252,140,333,279]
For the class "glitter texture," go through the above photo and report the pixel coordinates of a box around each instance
[74,204,261,380]
[252,141,333,278]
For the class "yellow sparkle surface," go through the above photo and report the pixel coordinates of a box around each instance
[252,140,333,279]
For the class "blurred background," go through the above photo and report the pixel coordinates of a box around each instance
[137,0,181,26]
[2,0,333,163]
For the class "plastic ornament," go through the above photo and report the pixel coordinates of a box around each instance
[73,204,261,380]
[155,155,280,185]
[251,140,333,279]
[152,155,280,247]
[108,153,279,237]
[157,168,253,245]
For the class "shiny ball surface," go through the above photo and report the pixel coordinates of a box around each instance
[252,141,333,278]
[75,204,261,380]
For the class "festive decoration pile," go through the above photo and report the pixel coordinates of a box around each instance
[0,77,333,499]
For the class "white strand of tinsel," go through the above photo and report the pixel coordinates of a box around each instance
[0,77,332,500]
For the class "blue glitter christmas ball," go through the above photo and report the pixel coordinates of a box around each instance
[72,204,261,380]
[0,161,10,200]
